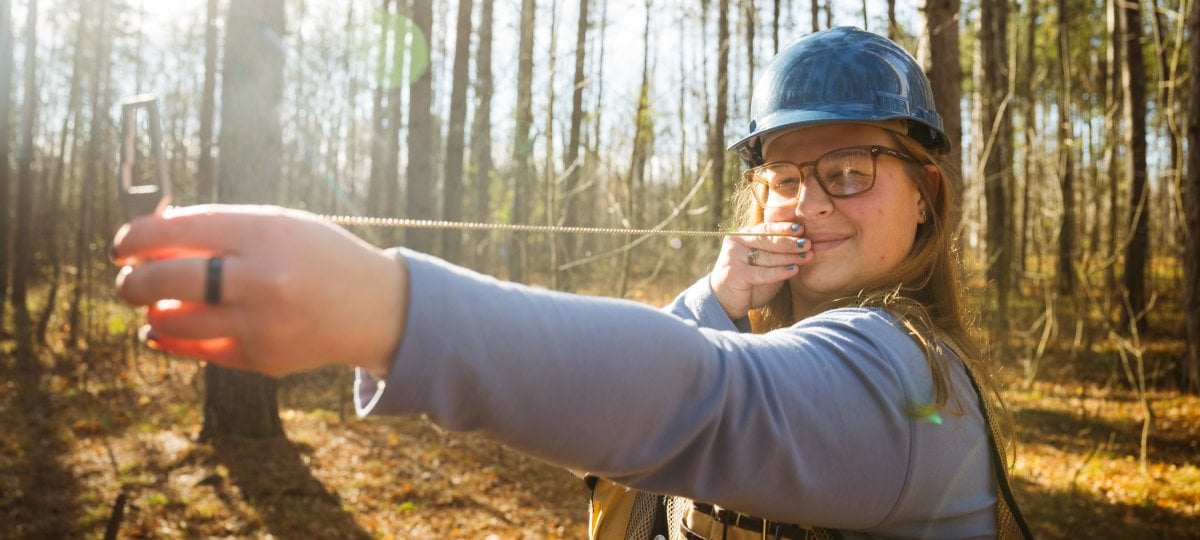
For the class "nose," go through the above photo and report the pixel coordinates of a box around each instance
[793,174,833,219]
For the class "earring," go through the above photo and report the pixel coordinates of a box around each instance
[919,209,927,223]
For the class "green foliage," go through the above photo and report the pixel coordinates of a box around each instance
[106,314,129,337]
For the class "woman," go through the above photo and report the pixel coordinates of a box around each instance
[113,27,1029,539]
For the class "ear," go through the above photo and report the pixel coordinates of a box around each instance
[917,163,942,219]
[922,163,942,198]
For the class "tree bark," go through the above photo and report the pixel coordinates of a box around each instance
[1185,0,1200,393]
[469,0,495,270]
[366,0,391,220]
[11,0,38,365]
[406,0,435,253]
[1018,0,1037,276]
[68,0,112,346]
[41,0,91,345]
[979,0,1011,342]
[1104,0,1123,300]
[465,0,489,270]
[585,0,608,257]
[772,0,780,53]
[203,0,287,440]
[544,2,558,289]
[508,0,536,282]
[921,0,963,188]
[0,0,11,331]
[811,0,819,32]
[197,0,219,203]
[1055,0,1076,294]
[708,0,729,230]
[888,0,898,40]
[558,0,589,289]
[620,0,654,297]
[441,0,473,263]
[385,1,408,248]
[744,0,755,113]
[1120,0,1149,333]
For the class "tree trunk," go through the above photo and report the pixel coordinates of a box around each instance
[11,0,38,367]
[772,0,780,53]
[385,1,407,249]
[922,0,963,190]
[340,3,359,212]
[1055,0,1076,294]
[744,0,755,113]
[1018,0,1037,276]
[811,0,819,32]
[544,1,558,289]
[68,0,112,347]
[708,0,729,230]
[40,0,91,345]
[197,0,219,203]
[1120,0,1149,333]
[508,0,536,282]
[441,0,473,263]
[559,0,589,289]
[1185,0,1200,393]
[585,0,608,258]
[203,0,287,441]
[366,0,391,220]
[620,0,653,297]
[1149,0,1183,332]
[0,0,11,332]
[979,0,1011,343]
[405,0,435,253]
[887,0,898,40]
[469,0,495,270]
[1104,0,1123,304]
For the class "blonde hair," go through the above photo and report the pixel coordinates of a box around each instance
[733,132,988,415]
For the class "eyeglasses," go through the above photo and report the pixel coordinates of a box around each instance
[744,145,921,208]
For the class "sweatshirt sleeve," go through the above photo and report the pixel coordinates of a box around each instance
[662,276,752,332]
[354,249,947,530]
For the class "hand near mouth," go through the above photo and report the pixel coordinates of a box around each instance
[709,221,814,320]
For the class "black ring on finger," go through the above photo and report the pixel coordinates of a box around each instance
[204,256,223,305]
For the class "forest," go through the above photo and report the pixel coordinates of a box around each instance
[1,0,1198,537]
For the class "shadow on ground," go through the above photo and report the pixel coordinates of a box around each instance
[1015,406,1200,467]
[1016,477,1200,539]
[213,435,373,540]
[2,353,85,537]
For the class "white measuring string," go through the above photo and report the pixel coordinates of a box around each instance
[320,215,786,239]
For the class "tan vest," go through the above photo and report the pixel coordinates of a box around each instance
[587,477,838,540]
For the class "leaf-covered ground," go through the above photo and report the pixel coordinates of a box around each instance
[3,339,1199,538]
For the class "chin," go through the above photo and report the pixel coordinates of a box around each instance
[788,271,850,303]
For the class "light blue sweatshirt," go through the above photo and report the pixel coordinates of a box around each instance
[357,249,997,538]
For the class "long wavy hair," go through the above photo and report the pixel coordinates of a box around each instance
[731,130,997,419]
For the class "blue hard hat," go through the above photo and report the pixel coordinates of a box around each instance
[729,27,950,165]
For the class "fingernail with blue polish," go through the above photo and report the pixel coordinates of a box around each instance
[790,223,800,232]
[796,238,807,249]
[800,252,808,259]
[139,325,158,345]
[787,264,796,270]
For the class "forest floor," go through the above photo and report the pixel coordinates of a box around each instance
[3,324,1200,539]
